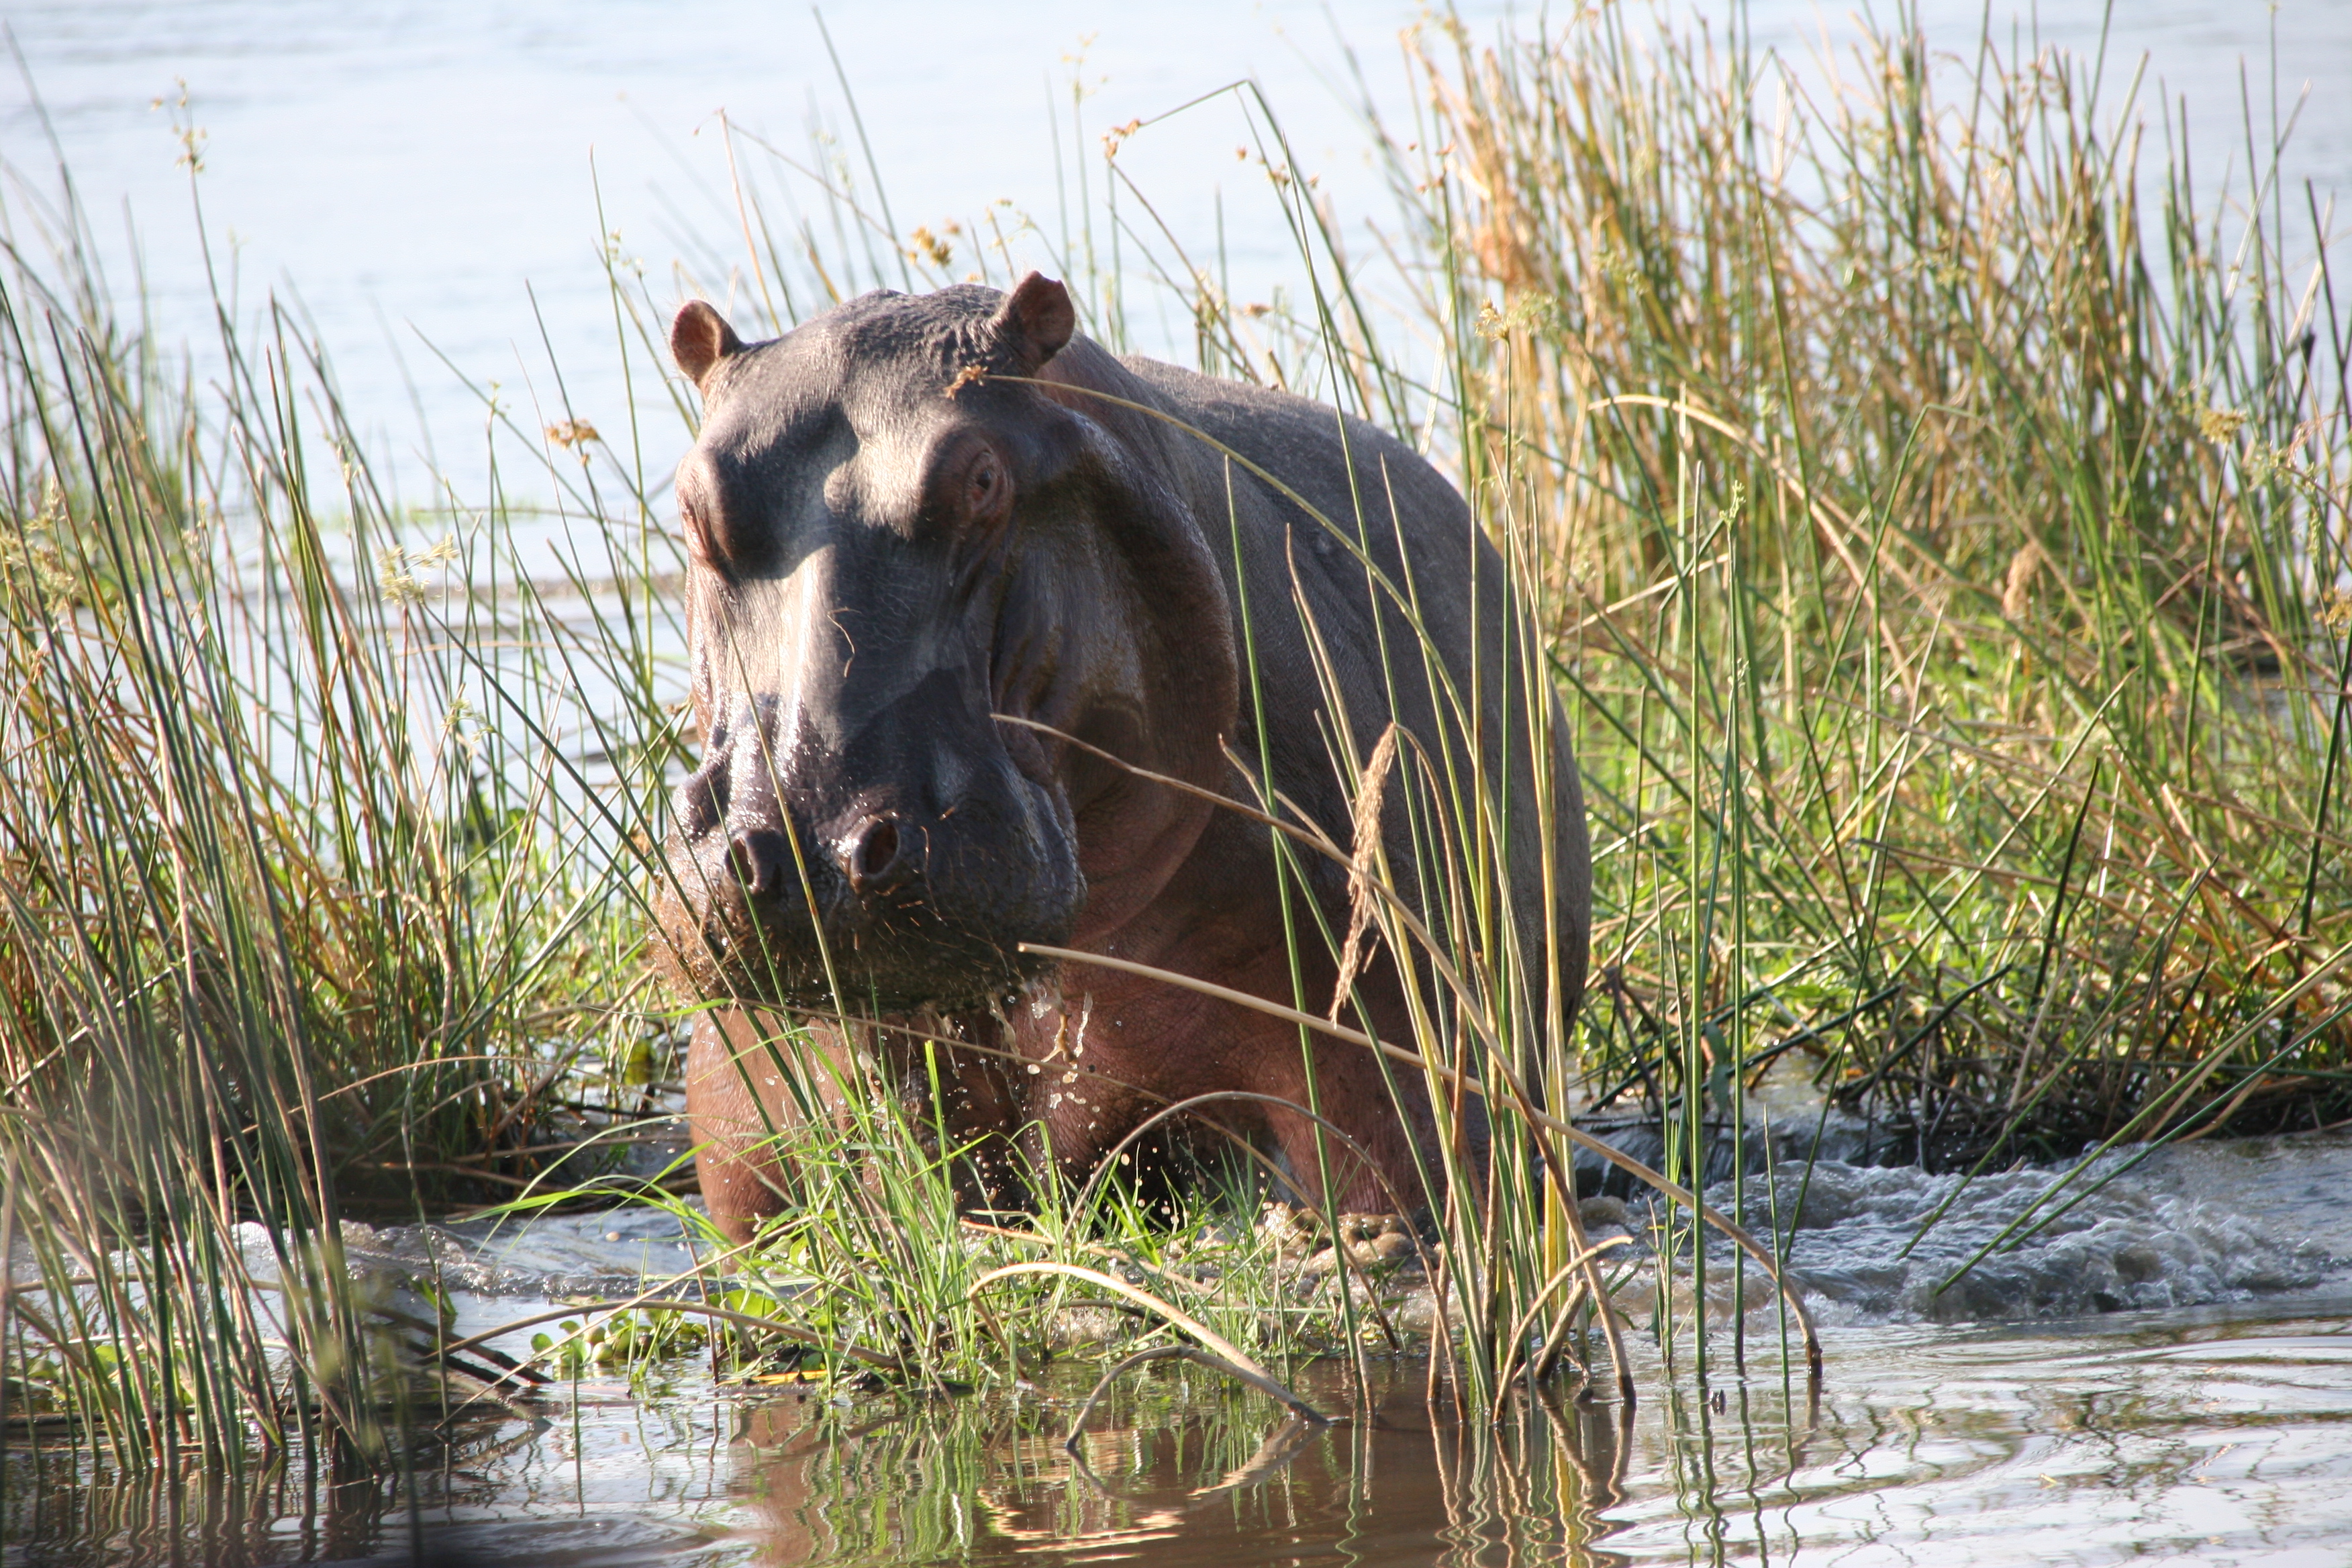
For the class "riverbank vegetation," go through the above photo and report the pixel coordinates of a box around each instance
[0,0,2342,1491]
[1393,9,2352,1176]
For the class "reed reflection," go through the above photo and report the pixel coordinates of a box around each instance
[720,1361,1649,1566]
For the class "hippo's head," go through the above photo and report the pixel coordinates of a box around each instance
[652,275,1234,1016]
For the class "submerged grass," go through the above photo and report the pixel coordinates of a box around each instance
[0,0,2345,1504]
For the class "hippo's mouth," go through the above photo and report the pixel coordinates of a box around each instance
[654,871,1063,1016]
[650,769,1083,1017]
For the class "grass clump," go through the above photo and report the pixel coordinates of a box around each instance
[1377,3,2351,1183]
[0,162,687,1467]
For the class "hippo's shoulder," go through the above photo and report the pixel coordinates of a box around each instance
[1117,355,1394,450]
[1114,354,1466,527]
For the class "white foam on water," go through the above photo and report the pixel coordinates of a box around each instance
[1700,1129,2352,1325]
[287,1129,2352,1328]
[335,1206,706,1299]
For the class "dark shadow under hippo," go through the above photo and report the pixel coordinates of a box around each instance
[650,273,1590,1242]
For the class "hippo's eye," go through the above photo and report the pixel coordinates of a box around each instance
[680,498,727,573]
[964,448,1010,520]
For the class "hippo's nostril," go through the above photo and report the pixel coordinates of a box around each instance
[844,815,904,891]
[727,828,791,899]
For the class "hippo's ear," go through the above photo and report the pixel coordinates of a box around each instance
[671,301,745,392]
[991,272,1076,375]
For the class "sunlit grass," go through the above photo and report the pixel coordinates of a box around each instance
[1386,5,2352,1179]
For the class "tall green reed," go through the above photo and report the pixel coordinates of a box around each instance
[1377,0,2349,1313]
[0,149,687,1469]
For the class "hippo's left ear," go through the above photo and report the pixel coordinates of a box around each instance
[991,272,1077,375]
[671,301,745,393]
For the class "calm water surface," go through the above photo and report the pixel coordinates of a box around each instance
[1,1,2343,502]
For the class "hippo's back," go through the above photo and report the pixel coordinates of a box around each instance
[1119,354,1593,1036]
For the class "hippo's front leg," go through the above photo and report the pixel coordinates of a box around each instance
[685,1009,818,1244]
[687,1008,1035,1239]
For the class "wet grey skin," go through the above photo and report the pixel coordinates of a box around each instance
[651,272,1592,1236]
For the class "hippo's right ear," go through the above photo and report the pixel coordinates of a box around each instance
[671,301,745,392]
[991,272,1077,375]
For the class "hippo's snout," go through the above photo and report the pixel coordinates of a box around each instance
[712,809,911,913]
[654,705,1081,1013]
[703,777,920,928]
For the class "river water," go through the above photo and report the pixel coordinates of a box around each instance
[11,1126,2352,1565]
[1,1,2344,504]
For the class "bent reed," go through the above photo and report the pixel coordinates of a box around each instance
[0,0,2342,1492]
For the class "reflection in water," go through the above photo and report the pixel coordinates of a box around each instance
[694,1312,2352,1567]
[2,1451,398,1567]
[718,1361,1644,1566]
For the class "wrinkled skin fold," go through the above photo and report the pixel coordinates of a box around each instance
[651,273,1591,1242]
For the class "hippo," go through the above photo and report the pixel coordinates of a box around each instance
[652,273,1589,1243]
